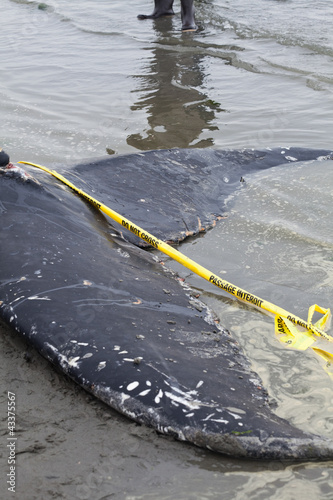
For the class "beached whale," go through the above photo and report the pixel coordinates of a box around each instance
[1,147,333,459]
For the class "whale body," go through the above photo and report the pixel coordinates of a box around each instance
[1,147,333,459]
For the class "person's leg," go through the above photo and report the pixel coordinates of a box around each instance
[138,0,175,20]
[181,0,196,31]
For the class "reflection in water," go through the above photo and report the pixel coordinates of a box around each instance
[127,17,225,150]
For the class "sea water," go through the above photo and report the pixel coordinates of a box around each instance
[1,0,333,498]
[2,0,333,161]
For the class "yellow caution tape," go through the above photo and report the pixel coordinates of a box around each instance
[18,161,333,372]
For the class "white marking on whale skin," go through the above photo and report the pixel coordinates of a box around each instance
[10,295,25,304]
[138,389,151,397]
[156,424,185,442]
[185,412,195,418]
[210,418,229,424]
[114,345,121,351]
[123,358,135,362]
[68,356,81,368]
[44,343,80,370]
[285,156,297,162]
[164,391,202,410]
[77,342,89,346]
[202,413,216,422]
[82,353,93,359]
[176,430,186,441]
[120,393,130,403]
[9,316,14,322]
[119,350,128,355]
[166,383,202,402]
[226,407,246,415]
[317,155,332,161]
[196,380,204,389]
[30,325,37,335]
[249,377,261,387]
[170,160,183,167]
[228,411,242,420]
[116,248,130,258]
[45,342,58,352]
[97,361,106,371]
[155,389,163,404]
[124,410,137,420]
[146,380,152,386]
[28,296,51,301]
[127,381,140,392]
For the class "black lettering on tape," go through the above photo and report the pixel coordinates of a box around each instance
[276,316,286,334]
[130,225,141,237]
[141,232,159,249]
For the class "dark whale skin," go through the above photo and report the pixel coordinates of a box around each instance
[1,147,333,459]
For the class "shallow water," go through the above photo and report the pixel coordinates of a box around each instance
[2,0,333,163]
[1,0,333,498]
